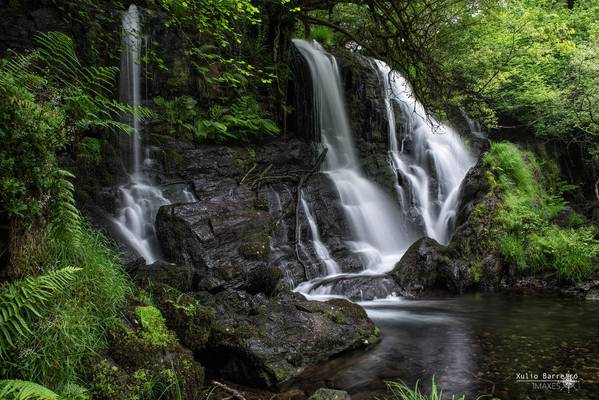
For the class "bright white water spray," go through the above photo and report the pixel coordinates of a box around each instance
[113,4,170,264]
[292,40,475,298]
[293,40,416,291]
[374,60,475,245]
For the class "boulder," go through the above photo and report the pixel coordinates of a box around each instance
[150,284,216,354]
[89,303,204,400]
[132,260,199,293]
[156,184,273,291]
[390,237,473,297]
[199,289,379,388]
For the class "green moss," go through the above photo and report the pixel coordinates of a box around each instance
[274,369,288,382]
[323,309,345,324]
[134,306,177,348]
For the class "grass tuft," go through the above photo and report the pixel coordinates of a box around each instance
[383,378,465,400]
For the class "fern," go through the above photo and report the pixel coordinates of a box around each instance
[48,170,82,247]
[4,31,153,135]
[0,267,81,356]
[0,380,59,400]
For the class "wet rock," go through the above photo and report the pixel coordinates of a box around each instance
[309,388,351,400]
[201,289,379,388]
[245,264,284,296]
[155,184,273,290]
[390,237,473,296]
[454,160,491,228]
[585,289,599,301]
[132,260,199,293]
[326,275,402,301]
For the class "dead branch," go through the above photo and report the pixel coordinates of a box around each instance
[210,381,247,400]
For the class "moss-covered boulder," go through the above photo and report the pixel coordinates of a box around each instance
[89,304,204,400]
[200,289,379,388]
[150,283,216,353]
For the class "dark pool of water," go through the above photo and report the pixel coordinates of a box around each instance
[297,294,599,399]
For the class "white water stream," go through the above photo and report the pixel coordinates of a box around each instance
[374,60,475,245]
[112,4,170,264]
[292,40,474,297]
[293,40,417,296]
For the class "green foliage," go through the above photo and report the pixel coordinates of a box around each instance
[384,378,465,400]
[78,137,102,163]
[47,170,82,248]
[308,26,337,48]
[134,306,176,348]
[154,95,279,143]
[154,0,260,47]
[0,380,88,400]
[0,379,60,400]
[0,32,150,235]
[484,142,599,281]
[443,0,599,161]
[0,267,80,355]
[527,226,598,281]
[2,224,130,391]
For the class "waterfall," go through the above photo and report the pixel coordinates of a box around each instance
[374,60,475,244]
[113,4,170,264]
[291,40,475,299]
[293,39,416,283]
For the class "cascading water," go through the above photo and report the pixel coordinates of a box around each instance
[113,4,170,264]
[292,40,417,296]
[291,40,475,299]
[374,60,475,244]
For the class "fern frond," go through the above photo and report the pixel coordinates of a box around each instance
[0,267,81,356]
[48,170,82,247]
[0,379,59,400]
[33,32,81,88]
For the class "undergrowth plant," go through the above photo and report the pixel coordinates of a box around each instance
[1,224,130,392]
[0,267,81,355]
[483,142,599,281]
[154,95,279,143]
[384,378,465,400]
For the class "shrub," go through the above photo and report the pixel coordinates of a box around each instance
[527,226,599,281]
[154,95,279,143]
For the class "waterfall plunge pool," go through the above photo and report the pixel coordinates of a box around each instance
[295,293,599,399]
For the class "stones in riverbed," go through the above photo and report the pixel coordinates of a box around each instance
[308,388,351,400]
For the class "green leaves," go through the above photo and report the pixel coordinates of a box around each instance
[0,267,81,356]
[154,95,280,143]
[47,170,82,248]
[0,380,60,400]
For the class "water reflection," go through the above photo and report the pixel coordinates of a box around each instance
[297,294,599,399]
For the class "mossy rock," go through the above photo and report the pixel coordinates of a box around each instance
[91,304,204,400]
[150,283,216,353]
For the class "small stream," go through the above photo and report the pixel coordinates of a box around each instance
[297,294,599,399]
